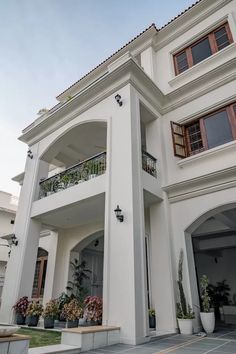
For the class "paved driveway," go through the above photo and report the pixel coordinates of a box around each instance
[85,330,236,354]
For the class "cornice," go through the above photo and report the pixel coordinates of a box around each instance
[163,56,236,113]
[19,57,164,145]
[154,0,232,50]
[163,165,236,203]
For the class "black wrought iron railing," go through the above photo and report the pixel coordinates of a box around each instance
[39,152,106,199]
[142,151,157,178]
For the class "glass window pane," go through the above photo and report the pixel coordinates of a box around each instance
[186,121,203,155]
[176,51,189,73]
[214,27,227,39]
[191,37,212,65]
[204,110,233,149]
[214,27,230,50]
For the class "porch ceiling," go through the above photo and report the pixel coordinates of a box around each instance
[35,193,105,229]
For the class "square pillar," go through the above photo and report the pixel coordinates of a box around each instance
[0,145,48,323]
[103,85,148,344]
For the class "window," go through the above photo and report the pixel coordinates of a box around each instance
[174,23,233,75]
[171,102,236,158]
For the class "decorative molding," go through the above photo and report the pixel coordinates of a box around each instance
[154,0,232,50]
[19,58,164,145]
[163,166,236,203]
[177,140,236,167]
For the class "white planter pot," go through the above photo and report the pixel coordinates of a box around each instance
[200,312,215,333]
[177,319,193,335]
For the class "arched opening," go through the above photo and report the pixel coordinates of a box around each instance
[32,247,48,299]
[186,203,236,329]
[38,121,107,198]
[68,232,104,300]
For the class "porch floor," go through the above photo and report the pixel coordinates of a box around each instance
[84,328,236,354]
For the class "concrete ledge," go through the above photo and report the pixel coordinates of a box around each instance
[0,334,30,342]
[0,335,30,354]
[62,326,120,352]
[62,325,120,334]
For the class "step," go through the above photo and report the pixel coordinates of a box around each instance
[28,344,80,354]
[62,325,120,352]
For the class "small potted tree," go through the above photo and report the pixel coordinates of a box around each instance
[176,249,195,334]
[26,301,43,327]
[84,296,103,325]
[57,292,72,322]
[13,296,29,325]
[42,299,60,329]
[62,299,83,328]
[149,309,156,329]
[200,275,215,333]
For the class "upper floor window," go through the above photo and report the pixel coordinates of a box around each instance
[171,102,236,158]
[174,23,233,75]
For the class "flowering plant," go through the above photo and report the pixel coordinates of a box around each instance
[62,299,83,321]
[84,296,102,322]
[26,301,43,316]
[13,296,29,315]
[42,299,60,319]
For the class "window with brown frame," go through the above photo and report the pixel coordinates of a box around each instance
[174,22,233,75]
[32,248,48,299]
[171,102,236,158]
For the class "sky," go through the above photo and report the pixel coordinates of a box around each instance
[0,0,196,196]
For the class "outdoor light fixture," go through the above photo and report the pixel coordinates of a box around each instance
[114,205,124,222]
[9,234,19,246]
[1,234,19,247]
[27,149,33,159]
[115,94,122,106]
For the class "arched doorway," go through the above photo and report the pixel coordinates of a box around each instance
[186,204,236,328]
[68,233,104,299]
[32,247,48,299]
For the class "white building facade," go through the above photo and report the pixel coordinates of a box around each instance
[0,191,17,300]
[1,0,236,345]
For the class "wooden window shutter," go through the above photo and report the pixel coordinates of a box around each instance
[171,121,187,158]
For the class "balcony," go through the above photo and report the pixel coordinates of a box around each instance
[39,152,106,199]
[142,151,157,178]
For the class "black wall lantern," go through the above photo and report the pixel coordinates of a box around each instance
[115,94,122,106]
[114,205,124,222]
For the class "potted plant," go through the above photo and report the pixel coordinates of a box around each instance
[84,296,103,325]
[13,296,29,325]
[200,275,215,333]
[57,292,73,321]
[26,301,43,327]
[62,299,83,328]
[208,280,231,319]
[176,249,195,334]
[66,259,91,303]
[42,299,60,329]
[149,308,156,329]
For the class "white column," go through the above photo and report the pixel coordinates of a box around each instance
[0,144,48,323]
[42,231,58,305]
[103,84,148,344]
[149,199,177,333]
[140,47,156,80]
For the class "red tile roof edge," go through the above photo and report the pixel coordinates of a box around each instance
[57,1,202,100]
[56,23,158,99]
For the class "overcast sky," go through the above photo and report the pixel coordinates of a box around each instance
[0,0,196,196]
